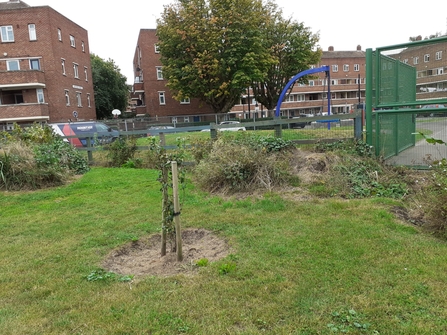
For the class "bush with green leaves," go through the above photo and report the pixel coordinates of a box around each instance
[0,123,89,190]
[193,135,294,193]
[106,137,137,167]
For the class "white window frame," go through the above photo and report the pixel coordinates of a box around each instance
[81,41,85,52]
[332,64,338,72]
[297,94,305,102]
[331,79,338,86]
[424,54,430,62]
[73,63,79,78]
[413,57,419,65]
[158,91,166,105]
[36,88,44,103]
[343,64,349,72]
[69,35,75,47]
[61,59,66,75]
[28,24,37,41]
[156,66,163,80]
[154,44,160,53]
[29,58,40,70]
[183,116,190,123]
[65,90,70,106]
[180,97,190,104]
[172,117,178,124]
[84,66,88,81]
[87,93,91,107]
[436,51,442,60]
[76,92,82,107]
[6,60,19,71]
[1,25,14,42]
[354,64,360,72]
[57,28,62,41]
[308,80,314,86]
[435,67,444,75]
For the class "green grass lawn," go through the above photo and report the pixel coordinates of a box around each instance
[1,168,447,334]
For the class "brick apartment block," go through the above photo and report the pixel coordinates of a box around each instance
[0,0,96,130]
[132,29,213,122]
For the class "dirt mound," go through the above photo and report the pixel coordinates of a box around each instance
[102,228,231,278]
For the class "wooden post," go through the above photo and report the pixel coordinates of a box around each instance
[160,165,168,256]
[171,161,183,262]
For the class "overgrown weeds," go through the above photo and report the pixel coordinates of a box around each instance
[0,123,89,190]
[193,134,295,193]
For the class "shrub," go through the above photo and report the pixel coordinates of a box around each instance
[193,137,293,193]
[106,137,137,167]
[0,123,89,190]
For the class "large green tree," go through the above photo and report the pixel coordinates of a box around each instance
[156,0,273,113]
[251,6,322,115]
[90,54,129,119]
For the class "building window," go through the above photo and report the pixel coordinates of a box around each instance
[84,67,88,81]
[158,92,166,105]
[57,28,62,41]
[65,90,70,106]
[343,64,349,72]
[156,67,163,80]
[424,54,430,62]
[297,94,305,101]
[354,64,360,71]
[308,80,314,86]
[180,97,190,104]
[73,63,79,78]
[172,117,178,124]
[403,59,408,64]
[81,41,85,52]
[184,117,190,123]
[36,88,44,103]
[331,79,338,85]
[1,25,14,42]
[154,44,160,53]
[332,64,338,72]
[70,35,75,47]
[413,57,419,65]
[87,93,91,107]
[28,24,37,41]
[61,59,66,75]
[6,60,19,71]
[29,59,40,70]
[436,51,442,60]
[435,67,444,75]
[76,92,82,107]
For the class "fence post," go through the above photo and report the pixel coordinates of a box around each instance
[86,137,93,163]
[354,112,363,140]
[171,161,183,262]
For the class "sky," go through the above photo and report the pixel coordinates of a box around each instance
[23,0,447,84]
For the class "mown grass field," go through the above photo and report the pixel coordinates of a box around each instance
[1,168,447,334]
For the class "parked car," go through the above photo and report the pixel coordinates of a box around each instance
[289,117,311,129]
[147,125,175,136]
[201,121,246,132]
[49,121,119,147]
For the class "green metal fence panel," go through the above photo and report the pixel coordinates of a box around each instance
[373,111,415,159]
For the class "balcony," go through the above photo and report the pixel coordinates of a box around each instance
[0,103,49,122]
[133,82,144,93]
[0,70,46,90]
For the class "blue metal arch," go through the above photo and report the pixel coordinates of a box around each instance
[275,66,331,117]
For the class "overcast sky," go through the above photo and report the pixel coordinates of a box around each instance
[23,0,447,84]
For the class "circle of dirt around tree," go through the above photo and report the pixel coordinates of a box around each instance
[102,228,231,278]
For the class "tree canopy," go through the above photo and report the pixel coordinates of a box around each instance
[90,54,129,119]
[156,0,321,114]
[157,0,273,113]
[251,6,321,113]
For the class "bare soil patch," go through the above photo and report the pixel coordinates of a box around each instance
[102,228,231,278]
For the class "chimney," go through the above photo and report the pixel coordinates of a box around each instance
[328,46,334,52]
[357,45,362,51]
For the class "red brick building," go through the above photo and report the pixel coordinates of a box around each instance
[132,29,213,123]
[231,45,366,118]
[0,0,96,130]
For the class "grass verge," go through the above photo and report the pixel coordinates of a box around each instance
[1,168,447,334]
